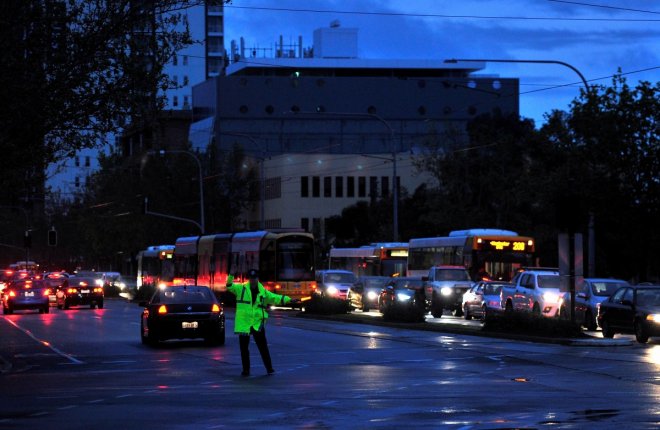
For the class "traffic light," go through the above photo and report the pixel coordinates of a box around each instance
[142,197,148,214]
[48,229,57,247]
[23,231,31,249]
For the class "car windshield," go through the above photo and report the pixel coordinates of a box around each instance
[483,284,504,295]
[159,287,214,304]
[636,289,660,307]
[592,281,627,296]
[537,275,561,289]
[395,279,424,290]
[436,269,469,281]
[325,273,355,283]
[362,278,389,289]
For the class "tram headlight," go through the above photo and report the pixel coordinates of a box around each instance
[441,287,453,296]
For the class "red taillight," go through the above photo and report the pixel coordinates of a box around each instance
[93,287,103,294]
[311,283,317,290]
[67,288,77,294]
[158,305,167,314]
[25,281,32,288]
[211,304,220,313]
[43,289,51,296]
[8,291,16,297]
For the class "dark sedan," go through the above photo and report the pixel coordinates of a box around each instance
[598,284,660,343]
[2,279,51,314]
[379,277,426,322]
[139,285,225,346]
[56,276,104,309]
[347,275,390,312]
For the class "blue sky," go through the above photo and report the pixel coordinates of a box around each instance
[222,0,660,127]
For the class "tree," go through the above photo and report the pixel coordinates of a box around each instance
[0,1,220,206]
[542,73,660,281]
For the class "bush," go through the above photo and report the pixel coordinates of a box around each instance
[303,294,350,315]
[482,312,584,338]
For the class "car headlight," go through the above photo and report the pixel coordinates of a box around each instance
[543,292,560,304]
[646,314,660,323]
[366,291,378,300]
[396,293,412,302]
[118,282,126,290]
[326,286,339,296]
[441,287,452,296]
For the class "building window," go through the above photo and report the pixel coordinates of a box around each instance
[312,176,320,197]
[358,176,366,197]
[301,176,309,197]
[172,75,178,86]
[335,177,343,197]
[369,176,378,199]
[85,156,91,167]
[183,55,188,66]
[265,177,281,200]
[347,176,355,197]
[381,176,389,197]
[173,96,178,107]
[312,218,321,237]
[75,176,80,187]
[301,217,309,232]
[172,55,178,66]
[183,95,189,107]
[75,157,80,167]
[183,75,189,86]
[324,177,331,197]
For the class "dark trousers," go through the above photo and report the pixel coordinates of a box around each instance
[239,327,273,373]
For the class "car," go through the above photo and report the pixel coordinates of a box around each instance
[558,278,630,330]
[379,277,426,322]
[2,278,51,314]
[462,280,511,320]
[314,270,356,300]
[101,272,126,289]
[139,285,225,346]
[500,267,562,317]
[56,276,104,309]
[597,284,660,344]
[423,265,474,317]
[347,275,390,311]
[44,271,71,306]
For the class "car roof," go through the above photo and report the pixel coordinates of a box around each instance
[584,278,629,283]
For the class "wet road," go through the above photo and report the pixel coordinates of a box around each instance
[0,299,658,429]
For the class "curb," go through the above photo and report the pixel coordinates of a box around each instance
[294,311,633,346]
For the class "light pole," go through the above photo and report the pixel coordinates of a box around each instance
[147,150,205,234]
[293,111,399,242]
[219,132,266,230]
[446,58,592,322]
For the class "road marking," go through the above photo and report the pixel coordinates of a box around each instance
[2,318,84,364]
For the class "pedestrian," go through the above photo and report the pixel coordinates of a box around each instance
[226,269,300,376]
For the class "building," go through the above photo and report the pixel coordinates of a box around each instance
[192,22,519,240]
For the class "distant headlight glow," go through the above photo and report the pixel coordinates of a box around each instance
[396,293,412,301]
[326,286,339,296]
[366,291,379,300]
[646,314,660,323]
[441,287,453,296]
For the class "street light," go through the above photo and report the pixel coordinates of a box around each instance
[292,110,399,242]
[146,150,205,234]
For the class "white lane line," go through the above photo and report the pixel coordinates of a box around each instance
[3,318,84,364]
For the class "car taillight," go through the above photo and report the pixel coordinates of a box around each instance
[158,305,167,314]
[211,304,221,313]
[67,288,77,294]
[43,289,51,296]
[274,284,281,290]
[8,291,16,297]
[93,287,103,293]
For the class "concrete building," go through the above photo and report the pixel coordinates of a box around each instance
[192,22,519,240]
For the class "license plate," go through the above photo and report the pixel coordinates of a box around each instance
[81,289,90,293]
[182,321,198,329]
[24,291,34,297]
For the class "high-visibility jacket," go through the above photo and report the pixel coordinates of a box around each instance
[226,275,291,335]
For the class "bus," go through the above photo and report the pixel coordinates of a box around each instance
[407,229,535,281]
[136,245,175,289]
[172,230,317,302]
[328,243,408,277]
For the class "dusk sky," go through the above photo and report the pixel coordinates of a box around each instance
[222,0,659,127]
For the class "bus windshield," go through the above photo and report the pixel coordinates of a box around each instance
[277,243,314,281]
